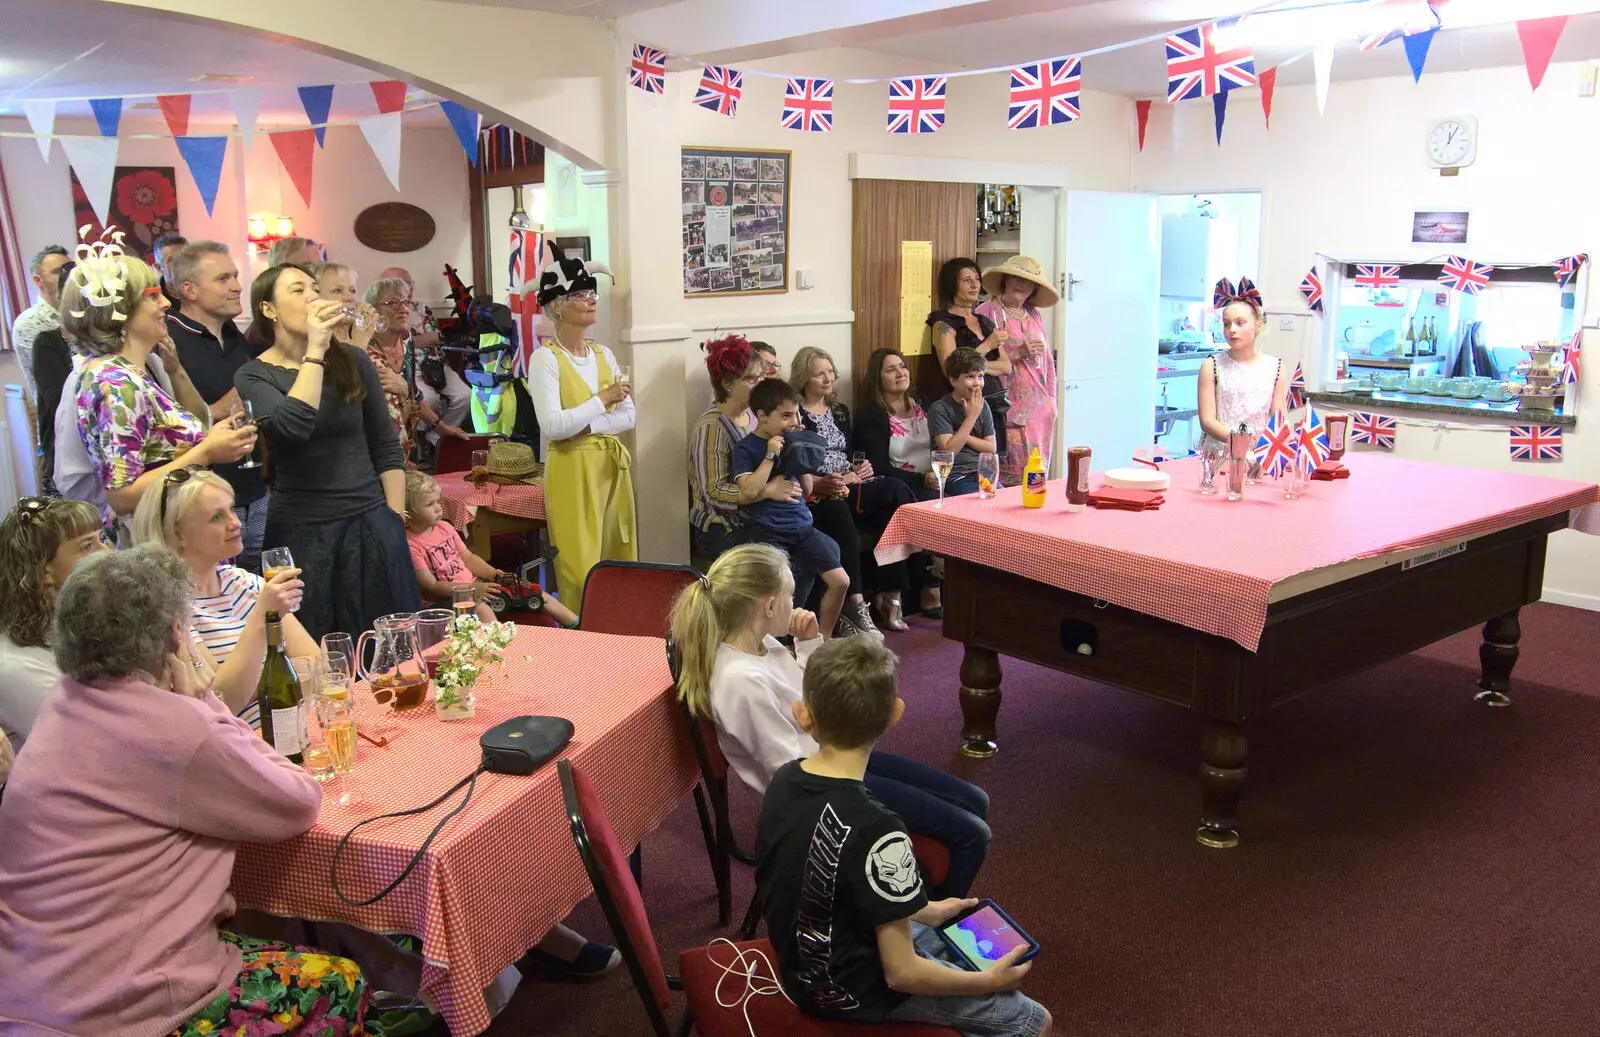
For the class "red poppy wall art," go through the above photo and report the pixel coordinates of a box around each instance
[68,165,181,261]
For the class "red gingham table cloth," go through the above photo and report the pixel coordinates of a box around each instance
[434,471,547,531]
[876,453,1598,652]
[231,627,696,1036]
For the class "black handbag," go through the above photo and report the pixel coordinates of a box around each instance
[479,715,575,775]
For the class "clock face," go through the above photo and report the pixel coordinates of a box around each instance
[1428,119,1473,166]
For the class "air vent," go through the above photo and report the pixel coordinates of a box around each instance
[190,73,254,84]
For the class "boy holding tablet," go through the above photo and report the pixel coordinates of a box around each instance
[755,638,1052,1036]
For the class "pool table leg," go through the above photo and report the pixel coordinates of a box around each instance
[1197,719,1247,849]
[958,646,1002,759]
[1475,610,1520,708]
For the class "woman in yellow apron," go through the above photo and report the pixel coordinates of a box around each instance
[526,247,637,603]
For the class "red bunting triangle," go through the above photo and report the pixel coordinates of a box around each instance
[1517,16,1568,91]
[270,128,317,207]
[157,94,191,138]
[370,81,408,115]
[1135,99,1152,152]
[1259,67,1276,128]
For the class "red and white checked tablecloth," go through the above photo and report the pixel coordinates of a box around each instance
[435,471,547,531]
[231,627,696,1036]
[876,453,1598,652]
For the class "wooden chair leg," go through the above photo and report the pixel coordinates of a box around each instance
[675,1008,695,1037]
[739,885,762,940]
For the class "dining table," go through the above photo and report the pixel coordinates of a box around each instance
[434,470,547,559]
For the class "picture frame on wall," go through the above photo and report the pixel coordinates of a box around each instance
[1412,210,1469,245]
[682,146,790,297]
[555,236,591,262]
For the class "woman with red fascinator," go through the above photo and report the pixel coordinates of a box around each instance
[1197,276,1289,455]
[689,334,769,561]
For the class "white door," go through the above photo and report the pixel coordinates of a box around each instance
[1017,186,1065,357]
[1060,191,1160,469]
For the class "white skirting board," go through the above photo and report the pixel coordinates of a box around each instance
[1542,589,1600,612]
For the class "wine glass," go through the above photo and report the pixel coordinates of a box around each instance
[233,399,260,470]
[261,547,298,612]
[338,306,389,334]
[931,451,955,508]
[314,656,358,805]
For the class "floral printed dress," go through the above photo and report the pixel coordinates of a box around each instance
[167,931,369,1037]
[76,353,205,538]
[976,300,1057,486]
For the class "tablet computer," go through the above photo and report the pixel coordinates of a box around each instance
[935,899,1040,971]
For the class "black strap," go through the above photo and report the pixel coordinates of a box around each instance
[331,764,487,906]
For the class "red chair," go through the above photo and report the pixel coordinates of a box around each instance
[558,758,956,1037]
[579,560,702,639]
[435,434,501,474]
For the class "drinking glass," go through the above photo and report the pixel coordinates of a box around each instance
[614,364,631,386]
[470,449,489,486]
[313,657,359,805]
[451,583,478,623]
[260,547,298,612]
[1283,453,1311,499]
[294,655,335,782]
[337,306,388,333]
[233,399,261,469]
[931,451,955,509]
[416,608,453,678]
[1199,441,1226,495]
[976,453,999,499]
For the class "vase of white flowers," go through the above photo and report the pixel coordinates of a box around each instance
[433,614,516,721]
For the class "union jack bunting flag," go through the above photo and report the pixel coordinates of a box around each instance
[629,44,666,94]
[1354,263,1401,290]
[1350,411,1398,450]
[1008,58,1082,129]
[1166,21,1257,102]
[1358,0,1439,51]
[1297,406,1331,466]
[1253,411,1299,479]
[1438,256,1493,296]
[782,78,834,133]
[1508,425,1563,462]
[1565,330,1581,385]
[887,77,947,134]
[1299,266,1324,312]
[1553,253,1587,287]
[1288,362,1307,409]
[694,65,743,117]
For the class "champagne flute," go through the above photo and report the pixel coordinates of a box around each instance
[233,399,261,469]
[931,451,955,509]
[296,655,335,782]
[261,546,298,612]
[314,656,358,805]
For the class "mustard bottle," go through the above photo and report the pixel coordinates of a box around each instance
[1023,448,1047,508]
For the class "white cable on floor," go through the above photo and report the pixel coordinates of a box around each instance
[703,937,794,1037]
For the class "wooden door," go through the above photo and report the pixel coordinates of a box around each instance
[851,180,976,403]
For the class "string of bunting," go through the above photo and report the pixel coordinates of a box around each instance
[1299,253,1590,313]
[1303,404,1569,463]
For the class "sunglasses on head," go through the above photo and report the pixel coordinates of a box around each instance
[14,496,54,525]
[158,466,202,526]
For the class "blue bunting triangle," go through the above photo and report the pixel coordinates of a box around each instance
[438,101,482,167]
[298,84,334,147]
[89,98,122,138]
[1213,90,1227,144]
[1403,27,1437,83]
[175,136,228,216]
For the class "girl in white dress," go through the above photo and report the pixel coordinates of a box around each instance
[1197,276,1289,456]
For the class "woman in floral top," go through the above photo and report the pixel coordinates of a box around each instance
[362,276,470,464]
[60,237,257,540]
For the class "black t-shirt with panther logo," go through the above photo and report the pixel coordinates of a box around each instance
[756,760,929,1022]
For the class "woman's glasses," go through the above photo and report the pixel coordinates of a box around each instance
[158,466,201,525]
[567,289,599,303]
[14,496,53,526]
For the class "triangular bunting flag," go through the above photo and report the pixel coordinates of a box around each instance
[22,100,55,162]
[370,81,408,115]
[1135,100,1152,152]
[1288,362,1308,408]
[1299,267,1324,312]
[89,98,122,138]
[1212,90,1228,144]
[1517,16,1568,91]
[1172,102,1184,150]
[157,94,191,138]
[298,85,335,147]
[1259,67,1276,128]
[1313,42,1335,115]
[60,136,119,225]
[270,129,317,207]
[175,136,228,217]
[1553,253,1587,287]
[358,113,403,192]
[230,90,261,150]
[438,101,482,165]
[1403,27,1437,82]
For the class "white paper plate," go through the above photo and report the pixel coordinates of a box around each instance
[1103,467,1171,490]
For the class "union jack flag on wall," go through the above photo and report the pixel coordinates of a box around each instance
[1358,0,1440,51]
[694,65,743,117]
[1288,361,1307,409]
[1166,21,1257,102]
[1253,411,1300,479]
[1438,256,1493,296]
[1508,425,1563,462]
[629,44,666,94]
[1354,263,1401,290]
[1553,253,1587,287]
[782,78,834,133]
[1008,58,1081,129]
[1299,267,1324,312]
[1349,411,1397,449]
[887,77,947,134]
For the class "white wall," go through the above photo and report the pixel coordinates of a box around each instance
[1133,63,1599,607]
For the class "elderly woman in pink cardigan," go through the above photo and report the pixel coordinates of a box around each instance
[0,545,372,1037]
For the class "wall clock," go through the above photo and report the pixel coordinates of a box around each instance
[1425,115,1478,169]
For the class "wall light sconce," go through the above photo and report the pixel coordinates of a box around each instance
[248,214,296,254]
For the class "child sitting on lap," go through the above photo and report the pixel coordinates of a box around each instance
[927,347,998,497]
[403,471,577,627]
[730,378,850,638]
[757,636,1050,1037]
[671,542,990,899]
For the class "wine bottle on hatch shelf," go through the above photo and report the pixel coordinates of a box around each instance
[257,612,306,764]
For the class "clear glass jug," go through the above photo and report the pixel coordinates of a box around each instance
[356,613,431,712]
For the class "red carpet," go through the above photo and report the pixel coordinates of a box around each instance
[457,602,1600,1035]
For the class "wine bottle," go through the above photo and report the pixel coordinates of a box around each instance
[1404,320,1417,356]
[256,611,306,764]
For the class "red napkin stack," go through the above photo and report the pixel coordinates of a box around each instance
[1311,461,1351,481]
[1087,487,1166,511]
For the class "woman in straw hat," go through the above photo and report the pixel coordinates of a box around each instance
[976,255,1060,486]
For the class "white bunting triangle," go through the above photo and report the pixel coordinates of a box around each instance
[60,135,120,225]
[1313,42,1335,115]
[230,89,261,149]
[358,112,404,192]
[1171,102,1184,151]
[22,100,56,162]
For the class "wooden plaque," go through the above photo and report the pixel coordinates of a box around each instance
[354,202,436,253]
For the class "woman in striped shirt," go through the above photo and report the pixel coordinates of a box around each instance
[688,334,766,560]
[130,468,317,727]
